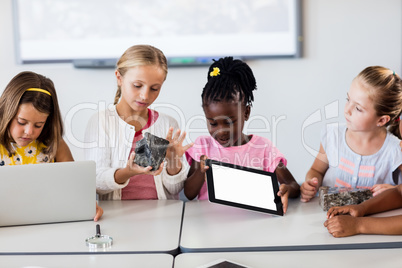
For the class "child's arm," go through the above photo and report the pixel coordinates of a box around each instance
[184,155,208,200]
[371,164,402,196]
[275,161,300,214]
[324,185,402,237]
[328,184,402,218]
[324,214,402,237]
[54,138,74,162]
[300,143,329,202]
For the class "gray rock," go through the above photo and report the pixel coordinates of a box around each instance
[134,133,169,171]
[319,186,372,211]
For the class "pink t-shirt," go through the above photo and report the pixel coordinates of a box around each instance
[122,109,159,200]
[185,135,287,200]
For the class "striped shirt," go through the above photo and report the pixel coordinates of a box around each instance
[322,124,402,189]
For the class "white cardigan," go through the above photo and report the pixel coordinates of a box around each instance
[84,105,189,200]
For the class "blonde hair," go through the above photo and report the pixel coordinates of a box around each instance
[0,71,63,159]
[114,44,168,105]
[357,66,402,138]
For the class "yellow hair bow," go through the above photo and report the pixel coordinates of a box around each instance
[210,67,220,77]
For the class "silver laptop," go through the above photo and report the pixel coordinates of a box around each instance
[0,161,96,227]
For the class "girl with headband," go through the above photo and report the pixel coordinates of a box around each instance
[0,71,103,221]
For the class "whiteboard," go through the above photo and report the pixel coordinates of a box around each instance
[12,0,302,67]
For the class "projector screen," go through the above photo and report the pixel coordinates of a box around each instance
[12,0,302,67]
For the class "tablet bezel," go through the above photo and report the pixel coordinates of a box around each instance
[205,159,283,216]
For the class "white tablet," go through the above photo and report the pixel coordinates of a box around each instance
[205,159,283,216]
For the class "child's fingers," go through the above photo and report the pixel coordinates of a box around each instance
[371,184,394,196]
[150,162,164,175]
[94,203,103,222]
[308,177,319,188]
[183,142,194,152]
[282,200,288,214]
[174,129,185,142]
[300,189,315,202]
[300,181,317,200]
[127,152,136,169]
[170,129,181,144]
[136,165,153,173]
[327,208,339,219]
[165,127,174,141]
[302,181,316,192]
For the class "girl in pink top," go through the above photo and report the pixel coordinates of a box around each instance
[184,57,300,213]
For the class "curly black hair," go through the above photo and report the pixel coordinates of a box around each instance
[201,57,257,106]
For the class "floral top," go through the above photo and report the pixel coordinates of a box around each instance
[0,140,52,166]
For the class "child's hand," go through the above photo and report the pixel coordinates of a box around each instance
[165,127,193,173]
[324,215,361,237]
[278,184,290,214]
[127,152,164,176]
[300,177,319,202]
[326,204,364,219]
[94,203,103,222]
[371,184,396,196]
[199,155,209,174]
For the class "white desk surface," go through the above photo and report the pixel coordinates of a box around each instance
[0,200,183,254]
[180,199,402,252]
[0,253,173,268]
[174,249,402,268]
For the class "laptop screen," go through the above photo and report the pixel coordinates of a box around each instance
[0,161,96,226]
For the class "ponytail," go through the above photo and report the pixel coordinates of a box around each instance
[114,87,121,105]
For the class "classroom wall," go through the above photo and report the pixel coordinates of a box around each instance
[0,0,401,184]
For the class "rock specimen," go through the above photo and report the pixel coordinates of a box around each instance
[134,133,170,171]
[319,186,372,211]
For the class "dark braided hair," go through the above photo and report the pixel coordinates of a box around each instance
[201,57,257,106]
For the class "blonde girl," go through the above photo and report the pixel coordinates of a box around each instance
[301,66,402,202]
[85,44,191,200]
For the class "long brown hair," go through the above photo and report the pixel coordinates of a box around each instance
[113,44,168,105]
[0,71,64,159]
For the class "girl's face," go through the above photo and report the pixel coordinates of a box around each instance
[116,65,165,116]
[344,78,383,132]
[9,103,49,147]
[203,100,250,147]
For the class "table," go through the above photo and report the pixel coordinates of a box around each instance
[0,200,183,255]
[0,253,173,268]
[174,249,402,268]
[180,199,402,252]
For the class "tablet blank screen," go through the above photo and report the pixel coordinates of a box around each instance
[211,164,277,211]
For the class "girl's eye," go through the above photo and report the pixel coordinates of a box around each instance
[34,125,43,129]
[346,97,349,102]
[356,107,362,112]
[133,84,141,88]
[209,122,217,127]
[151,88,159,92]
[17,121,25,126]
